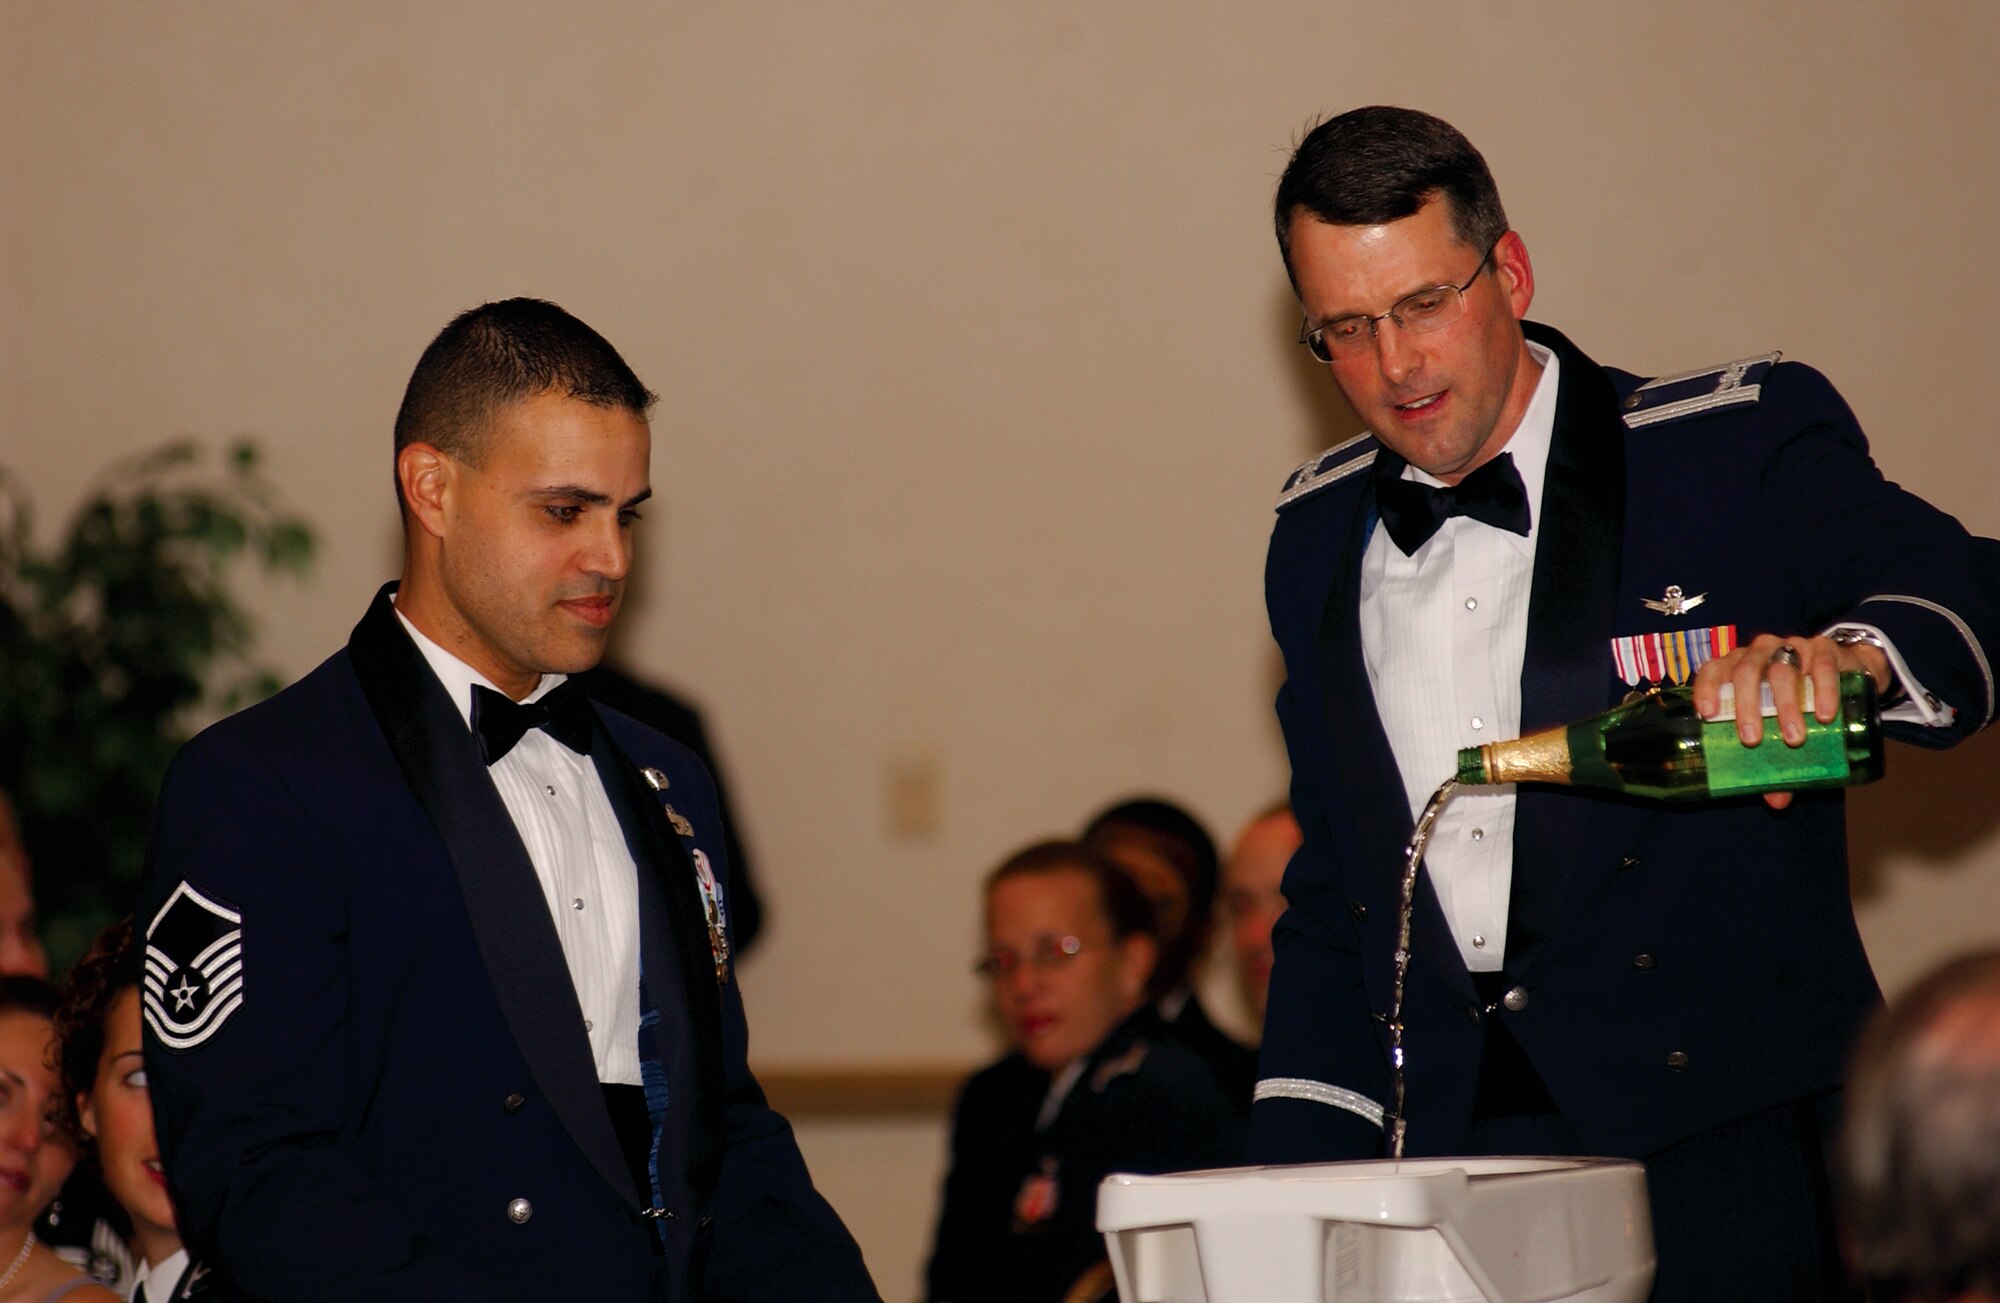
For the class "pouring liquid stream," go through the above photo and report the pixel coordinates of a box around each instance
[1387,777,1457,1160]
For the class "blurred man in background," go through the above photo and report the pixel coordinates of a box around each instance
[1221,802,1298,1033]
[1837,951,2000,1302]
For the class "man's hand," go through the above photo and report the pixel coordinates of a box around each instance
[1691,632,1892,810]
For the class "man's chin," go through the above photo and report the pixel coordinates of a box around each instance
[538,632,612,677]
[557,651,609,676]
[1379,430,1482,480]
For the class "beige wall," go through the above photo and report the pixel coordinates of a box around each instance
[7,4,2000,1298]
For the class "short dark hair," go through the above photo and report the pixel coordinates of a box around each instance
[1083,797,1220,934]
[1083,798,1219,998]
[392,297,657,488]
[986,839,1157,942]
[54,917,138,1145]
[1837,949,2000,1301]
[1273,106,1509,287]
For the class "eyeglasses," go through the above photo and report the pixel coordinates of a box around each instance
[975,934,1086,979]
[1298,242,1497,363]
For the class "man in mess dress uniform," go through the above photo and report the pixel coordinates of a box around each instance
[1251,106,2000,1300]
[138,298,880,1302]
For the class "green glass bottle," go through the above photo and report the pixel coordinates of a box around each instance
[1456,670,1884,800]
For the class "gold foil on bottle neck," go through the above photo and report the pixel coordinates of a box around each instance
[1477,724,1574,785]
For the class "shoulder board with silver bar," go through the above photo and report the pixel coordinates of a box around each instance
[1275,431,1379,511]
[1621,352,1782,430]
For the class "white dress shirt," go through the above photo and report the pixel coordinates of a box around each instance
[130,1248,189,1302]
[1360,343,1559,971]
[394,599,643,1085]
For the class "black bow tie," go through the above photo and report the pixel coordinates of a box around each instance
[1373,450,1531,555]
[471,679,595,764]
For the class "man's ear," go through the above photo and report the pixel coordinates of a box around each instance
[397,443,454,540]
[1492,229,1536,321]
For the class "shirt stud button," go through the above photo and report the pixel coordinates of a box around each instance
[572,898,585,911]
[508,1198,533,1224]
[1471,935,1486,949]
[1470,827,1484,842]
[545,785,556,797]
[1464,597,1478,611]
[1471,716,1485,731]
[583,1019,593,1033]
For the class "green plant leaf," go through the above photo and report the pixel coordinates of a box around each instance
[0,435,315,971]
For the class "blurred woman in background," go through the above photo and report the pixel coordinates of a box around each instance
[0,976,115,1303]
[56,921,230,1302]
[926,840,1245,1303]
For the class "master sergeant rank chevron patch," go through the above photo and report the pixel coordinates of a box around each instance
[144,882,245,1052]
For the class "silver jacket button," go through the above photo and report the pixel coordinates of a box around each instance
[507,1198,533,1224]
[1502,986,1529,1012]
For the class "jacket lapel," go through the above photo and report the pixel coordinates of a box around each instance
[346,585,639,1207]
[1506,324,1628,977]
[1313,477,1475,1001]
[589,729,729,1192]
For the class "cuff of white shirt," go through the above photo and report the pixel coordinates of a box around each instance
[1822,623,1954,728]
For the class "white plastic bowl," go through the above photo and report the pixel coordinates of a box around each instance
[1097,1157,1654,1303]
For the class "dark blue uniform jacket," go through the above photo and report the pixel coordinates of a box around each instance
[139,586,879,1303]
[926,1011,1247,1303]
[1251,321,2000,1164]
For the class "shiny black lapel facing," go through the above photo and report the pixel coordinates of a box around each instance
[1506,325,1627,976]
[589,728,729,1191]
[1313,474,1474,1002]
[346,584,640,1207]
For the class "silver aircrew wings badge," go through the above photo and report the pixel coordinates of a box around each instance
[143,882,245,1051]
[1642,585,1708,617]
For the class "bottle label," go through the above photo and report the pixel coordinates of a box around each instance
[1706,679,1816,721]
[1703,679,1852,794]
[1702,718,1851,793]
